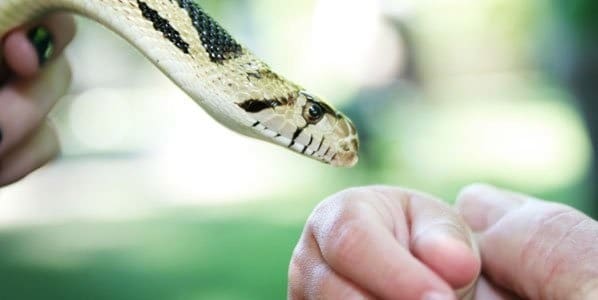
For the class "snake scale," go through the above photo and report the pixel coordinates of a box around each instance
[0,0,359,167]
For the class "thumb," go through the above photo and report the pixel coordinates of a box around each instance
[455,184,598,300]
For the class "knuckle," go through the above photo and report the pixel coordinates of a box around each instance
[307,187,377,265]
[307,187,382,267]
[332,187,375,205]
[324,219,367,265]
[519,204,593,286]
[527,204,585,242]
[307,187,368,233]
[456,183,491,206]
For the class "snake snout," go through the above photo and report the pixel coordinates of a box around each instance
[331,135,359,167]
[329,117,359,167]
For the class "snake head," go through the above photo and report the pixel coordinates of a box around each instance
[239,91,359,167]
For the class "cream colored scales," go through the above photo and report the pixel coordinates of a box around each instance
[0,0,359,166]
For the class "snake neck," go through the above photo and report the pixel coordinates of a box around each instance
[0,0,300,130]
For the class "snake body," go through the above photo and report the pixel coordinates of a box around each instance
[0,0,359,166]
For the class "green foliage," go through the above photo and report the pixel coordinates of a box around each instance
[0,216,303,300]
[554,0,598,33]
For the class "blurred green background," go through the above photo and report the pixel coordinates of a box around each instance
[1,0,597,299]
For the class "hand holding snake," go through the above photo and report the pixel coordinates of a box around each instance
[0,13,75,186]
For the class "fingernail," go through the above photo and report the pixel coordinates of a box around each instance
[27,27,54,66]
[422,291,455,300]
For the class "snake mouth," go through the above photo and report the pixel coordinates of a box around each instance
[284,134,358,167]
[331,150,358,167]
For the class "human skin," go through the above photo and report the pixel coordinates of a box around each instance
[456,184,598,300]
[0,14,75,186]
[288,184,598,299]
[288,186,481,300]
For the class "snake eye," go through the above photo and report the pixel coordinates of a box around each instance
[304,101,325,124]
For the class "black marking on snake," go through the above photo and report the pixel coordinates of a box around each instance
[238,99,284,113]
[316,137,325,152]
[174,0,243,63]
[252,121,260,127]
[138,1,190,54]
[289,127,304,148]
[238,94,295,113]
[301,136,314,154]
[247,68,285,82]
[323,147,330,157]
[247,72,261,80]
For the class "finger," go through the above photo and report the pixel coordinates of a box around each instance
[3,13,76,78]
[311,187,456,300]
[455,184,598,300]
[406,192,481,291]
[455,184,524,232]
[0,121,59,186]
[0,55,71,157]
[308,263,374,299]
[289,232,375,300]
[474,277,522,300]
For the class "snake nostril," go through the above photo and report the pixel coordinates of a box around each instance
[341,143,351,152]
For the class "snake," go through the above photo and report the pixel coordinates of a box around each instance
[0,0,359,167]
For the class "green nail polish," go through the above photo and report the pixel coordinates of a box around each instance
[27,27,54,66]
